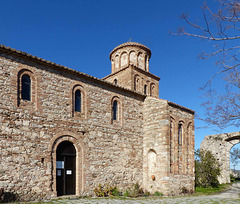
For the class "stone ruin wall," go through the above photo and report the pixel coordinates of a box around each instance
[201,132,240,184]
[0,53,144,200]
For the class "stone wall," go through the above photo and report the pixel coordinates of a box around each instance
[0,53,144,200]
[102,67,132,90]
[142,98,195,195]
[142,97,169,194]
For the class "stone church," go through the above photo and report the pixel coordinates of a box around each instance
[0,42,195,200]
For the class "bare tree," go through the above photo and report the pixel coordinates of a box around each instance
[175,0,240,128]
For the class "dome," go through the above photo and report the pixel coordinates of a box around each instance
[109,42,151,73]
[109,42,151,59]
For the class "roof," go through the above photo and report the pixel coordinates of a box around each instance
[102,64,160,81]
[0,44,146,100]
[109,42,151,59]
[168,101,195,114]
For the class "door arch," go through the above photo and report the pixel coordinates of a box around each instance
[49,133,85,196]
[56,141,76,196]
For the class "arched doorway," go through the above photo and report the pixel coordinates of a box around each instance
[56,141,76,196]
[230,143,240,175]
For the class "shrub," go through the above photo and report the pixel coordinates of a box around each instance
[180,187,189,194]
[94,184,120,197]
[153,191,163,196]
[143,190,150,197]
[230,174,236,183]
[123,189,130,197]
[123,183,145,197]
[195,149,221,188]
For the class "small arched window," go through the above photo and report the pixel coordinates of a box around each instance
[134,75,140,92]
[178,123,183,146]
[75,90,81,112]
[112,100,118,121]
[144,84,147,95]
[21,74,31,101]
[150,83,155,96]
[114,79,117,85]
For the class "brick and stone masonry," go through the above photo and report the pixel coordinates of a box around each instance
[0,42,195,200]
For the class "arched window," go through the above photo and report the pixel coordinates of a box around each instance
[150,83,155,96]
[75,90,81,112]
[178,123,183,146]
[144,84,147,95]
[114,79,117,85]
[115,55,119,70]
[21,74,31,101]
[134,75,140,92]
[120,52,128,67]
[170,117,175,173]
[130,51,136,65]
[186,122,192,173]
[72,85,86,118]
[112,100,118,121]
[137,53,143,69]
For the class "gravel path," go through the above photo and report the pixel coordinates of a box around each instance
[42,183,240,204]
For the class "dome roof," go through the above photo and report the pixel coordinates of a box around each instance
[109,42,151,59]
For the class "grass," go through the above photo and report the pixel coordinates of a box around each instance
[194,183,231,195]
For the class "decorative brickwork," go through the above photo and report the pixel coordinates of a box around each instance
[0,42,195,200]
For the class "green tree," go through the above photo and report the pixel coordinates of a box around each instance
[195,149,221,188]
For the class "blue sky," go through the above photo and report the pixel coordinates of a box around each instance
[1,0,239,149]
